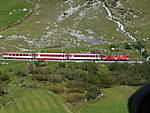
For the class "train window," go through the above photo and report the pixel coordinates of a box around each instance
[114,56,118,59]
[74,55,79,57]
[20,54,22,56]
[99,55,104,57]
[108,55,112,58]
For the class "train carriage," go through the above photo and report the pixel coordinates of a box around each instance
[2,52,129,61]
[2,53,34,59]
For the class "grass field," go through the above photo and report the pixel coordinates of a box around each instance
[75,86,139,113]
[0,0,33,28]
[0,88,71,113]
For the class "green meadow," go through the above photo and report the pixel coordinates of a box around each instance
[0,0,33,28]
[76,86,139,113]
[0,88,71,113]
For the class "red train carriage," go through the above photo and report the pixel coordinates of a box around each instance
[99,55,129,61]
[36,53,69,60]
[2,52,129,61]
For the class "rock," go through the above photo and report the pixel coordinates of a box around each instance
[22,8,27,11]
[9,12,12,15]
[0,35,3,38]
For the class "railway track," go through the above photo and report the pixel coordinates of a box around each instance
[0,58,143,63]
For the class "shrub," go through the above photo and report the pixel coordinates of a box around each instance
[58,63,66,68]
[86,90,101,100]
[65,88,85,93]
[0,86,8,96]
[63,93,87,103]
[80,63,99,75]
[108,63,129,72]
[66,81,86,88]
[27,64,34,74]
[124,43,132,49]
[49,76,63,84]
[60,68,75,80]
[16,81,38,88]
[86,85,102,100]
[49,87,65,94]
[0,73,10,82]
[15,69,27,77]
[99,74,116,88]
[109,44,119,50]
[31,74,49,81]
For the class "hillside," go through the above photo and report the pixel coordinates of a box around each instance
[0,0,150,60]
[0,61,146,113]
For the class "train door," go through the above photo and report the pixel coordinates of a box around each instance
[96,54,101,61]
[63,53,69,60]
[107,55,112,60]
[31,53,38,59]
[98,55,102,61]
[99,55,105,61]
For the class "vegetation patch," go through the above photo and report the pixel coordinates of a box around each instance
[0,61,149,113]
[0,0,33,29]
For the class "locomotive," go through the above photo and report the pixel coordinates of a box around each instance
[2,52,129,61]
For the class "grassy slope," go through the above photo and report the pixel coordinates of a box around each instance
[0,0,149,58]
[0,0,33,28]
[75,86,139,113]
[0,0,129,50]
[0,88,71,113]
[121,0,150,40]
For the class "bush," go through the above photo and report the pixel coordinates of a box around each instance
[66,81,86,88]
[0,86,8,96]
[27,64,34,74]
[86,90,101,100]
[49,76,63,84]
[31,74,49,81]
[65,88,85,93]
[16,81,38,88]
[99,74,116,88]
[15,69,27,77]
[58,63,66,68]
[49,87,65,94]
[0,73,10,82]
[108,63,129,72]
[60,68,75,80]
[124,43,131,49]
[86,86,101,100]
[63,93,87,103]
[80,63,99,75]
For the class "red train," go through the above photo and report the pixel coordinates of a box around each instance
[2,52,129,61]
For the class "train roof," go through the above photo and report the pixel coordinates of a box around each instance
[2,52,129,55]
